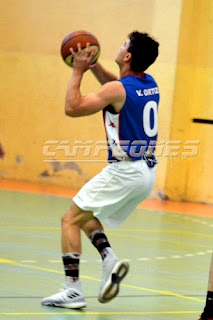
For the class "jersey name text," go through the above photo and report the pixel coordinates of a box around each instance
[136,87,159,97]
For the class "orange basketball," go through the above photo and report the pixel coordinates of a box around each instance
[61,30,100,67]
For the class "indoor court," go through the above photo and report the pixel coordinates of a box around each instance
[1,0,213,319]
[0,181,212,320]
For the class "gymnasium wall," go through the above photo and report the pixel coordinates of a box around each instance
[165,0,213,203]
[0,0,182,191]
[2,0,211,204]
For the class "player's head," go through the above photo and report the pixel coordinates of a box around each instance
[116,31,159,73]
[128,31,159,72]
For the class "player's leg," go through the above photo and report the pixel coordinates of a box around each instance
[41,202,94,309]
[209,254,213,289]
[62,208,129,304]
[82,219,129,304]
[199,254,213,320]
[61,202,94,253]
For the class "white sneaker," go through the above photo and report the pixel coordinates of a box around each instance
[41,288,86,309]
[98,258,129,303]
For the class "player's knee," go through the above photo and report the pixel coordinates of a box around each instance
[61,210,75,227]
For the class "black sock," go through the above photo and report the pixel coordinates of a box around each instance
[62,253,80,286]
[90,230,112,260]
[202,291,213,318]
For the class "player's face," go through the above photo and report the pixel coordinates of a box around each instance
[115,39,131,65]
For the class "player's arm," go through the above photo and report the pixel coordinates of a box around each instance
[65,76,125,117]
[65,43,124,117]
[90,62,118,84]
[0,142,5,160]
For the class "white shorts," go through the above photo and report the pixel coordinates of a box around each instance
[73,160,156,229]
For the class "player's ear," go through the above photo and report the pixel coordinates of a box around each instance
[124,52,132,62]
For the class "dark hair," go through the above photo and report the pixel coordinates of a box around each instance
[128,31,159,73]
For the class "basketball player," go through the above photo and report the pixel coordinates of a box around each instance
[199,254,213,320]
[0,142,5,159]
[42,31,159,308]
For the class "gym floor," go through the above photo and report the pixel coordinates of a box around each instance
[0,180,213,320]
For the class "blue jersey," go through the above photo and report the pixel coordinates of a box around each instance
[103,73,160,163]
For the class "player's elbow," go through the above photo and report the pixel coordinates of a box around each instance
[65,108,78,117]
[65,101,79,117]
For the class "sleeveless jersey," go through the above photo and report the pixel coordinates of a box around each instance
[103,73,160,162]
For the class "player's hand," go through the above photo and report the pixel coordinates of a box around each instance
[69,42,96,73]
[0,142,5,160]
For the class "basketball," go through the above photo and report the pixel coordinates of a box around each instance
[61,30,100,67]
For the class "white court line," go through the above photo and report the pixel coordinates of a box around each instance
[18,250,212,266]
[137,258,151,261]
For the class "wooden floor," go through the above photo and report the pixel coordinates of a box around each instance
[0,180,213,320]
